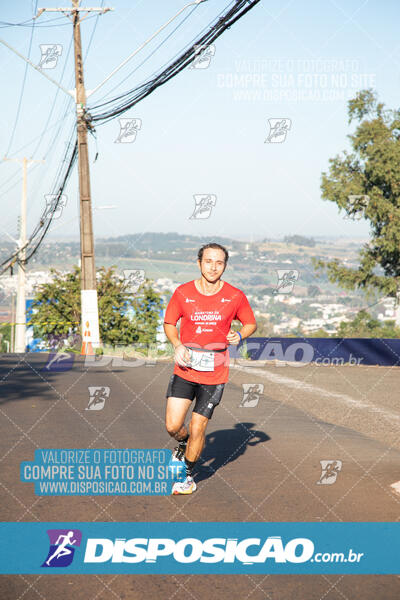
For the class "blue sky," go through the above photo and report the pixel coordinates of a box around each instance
[0,0,399,243]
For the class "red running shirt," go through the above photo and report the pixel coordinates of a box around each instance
[164,280,256,384]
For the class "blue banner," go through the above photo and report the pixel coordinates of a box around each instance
[0,522,398,574]
[229,337,400,366]
[20,449,184,496]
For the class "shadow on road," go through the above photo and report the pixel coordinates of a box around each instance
[0,353,69,406]
[196,422,270,483]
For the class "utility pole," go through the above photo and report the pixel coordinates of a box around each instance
[10,292,15,353]
[72,0,99,348]
[395,291,400,327]
[3,157,44,353]
[36,2,113,349]
[2,1,203,349]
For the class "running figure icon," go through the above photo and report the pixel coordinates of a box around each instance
[45,531,77,566]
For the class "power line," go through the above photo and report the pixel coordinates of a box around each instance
[4,1,39,157]
[0,107,74,197]
[30,34,74,157]
[95,0,237,105]
[0,0,261,277]
[89,0,260,124]
[93,2,201,104]
[0,15,97,28]
[25,140,78,263]
[0,129,77,274]
[84,0,104,61]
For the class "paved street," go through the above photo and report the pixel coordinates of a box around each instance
[0,353,399,599]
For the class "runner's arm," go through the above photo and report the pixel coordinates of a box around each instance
[239,322,257,339]
[163,323,183,349]
[231,292,258,342]
[163,323,191,366]
[227,322,257,345]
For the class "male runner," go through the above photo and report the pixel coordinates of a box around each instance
[164,242,257,494]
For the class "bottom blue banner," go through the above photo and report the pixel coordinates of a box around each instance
[0,522,398,574]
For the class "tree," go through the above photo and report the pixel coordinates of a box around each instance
[336,310,400,338]
[307,284,321,298]
[314,89,400,314]
[284,235,315,247]
[0,323,11,352]
[308,327,331,338]
[252,314,274,336]
[30,266,163,347]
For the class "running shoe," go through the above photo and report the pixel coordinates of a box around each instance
[172,476,197,495]
[172,443,186,463]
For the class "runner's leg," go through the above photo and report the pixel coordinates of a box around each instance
[165,397,192,441]
[186,412,209,463]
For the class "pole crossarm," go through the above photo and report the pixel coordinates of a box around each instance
[37,6,113,24]
[37,7,113,11]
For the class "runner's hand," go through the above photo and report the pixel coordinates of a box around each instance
[174,344,191,367]
[226,329,241,345]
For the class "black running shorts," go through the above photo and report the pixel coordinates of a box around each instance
[166,374,225,420]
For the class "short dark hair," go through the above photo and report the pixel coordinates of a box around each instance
[197,243,229,264]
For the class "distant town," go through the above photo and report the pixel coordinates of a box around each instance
[0,232,395,337]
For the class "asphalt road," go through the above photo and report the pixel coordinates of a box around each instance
[0,352,399,599]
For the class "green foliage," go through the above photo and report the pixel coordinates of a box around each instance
[307,327,337,337]
[239,340,250,359]
[0,323,11,352]
[314,89,400,299]
[253,314,274,337]
[336,310,400,338]
[284,235,315,247]
[307,284,321,297]
[30,266,163,347]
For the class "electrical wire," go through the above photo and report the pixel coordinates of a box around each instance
[24,139,78,263]
[89,0,260,124]
[84,0,104,62]
[0,15,98,28]
[95,0,238,105]
[5,0,39,157]
[30,34,74,158]
[0,0,260,273]
[0,130,77,274]
[93,2,201,104]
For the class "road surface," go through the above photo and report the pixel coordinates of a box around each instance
[0,353,399,599]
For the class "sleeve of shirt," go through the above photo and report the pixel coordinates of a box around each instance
[163,289,183,325]
[235,292,256,325]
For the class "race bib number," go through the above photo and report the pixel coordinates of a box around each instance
[188,349,215,372]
